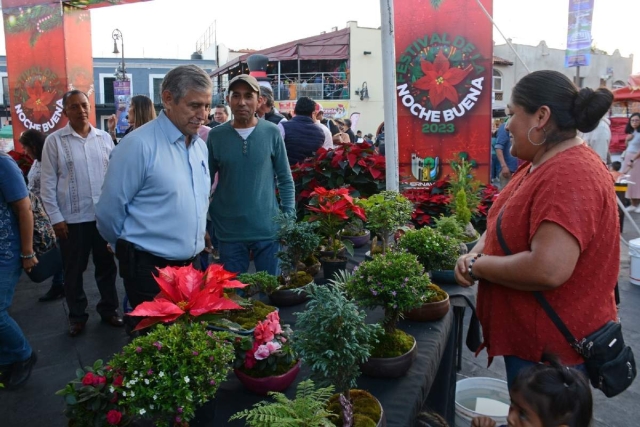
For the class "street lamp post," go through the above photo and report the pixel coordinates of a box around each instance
[112,29,127,81]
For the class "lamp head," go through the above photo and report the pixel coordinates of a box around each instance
[112,41,119,55]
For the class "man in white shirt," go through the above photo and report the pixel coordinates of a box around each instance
[582,117,611,164]
[41,90,122,337]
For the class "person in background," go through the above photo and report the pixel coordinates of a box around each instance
[363,133,374,144]
[258,86,286,127]
[107,95,156,143]
[313,105,334,150]
[490,121,500,183]
[494,118,517,189]
[281,96,325,165]
[343,118,356,142]
[333,119,351,144]
[356,130,364,143]
[41,90,122,337]
[18,130,65,302]
[208,104,230,128]
[455,70,617,387]
[582,115,611,165]
[0,152,39,389]
[207,74,295,276]
[620,113,640,212]
[96,65,212,334]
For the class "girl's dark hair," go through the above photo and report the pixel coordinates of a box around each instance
[511,70,613,144]
[511,354,593,427]
[19,129,46,162]
[625,113,640,134]
[129,95,156,129]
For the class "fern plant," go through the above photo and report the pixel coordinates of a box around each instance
[229,379,337,426]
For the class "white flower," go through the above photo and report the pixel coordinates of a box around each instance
[139,409,146,415]
[133,371,138,375]
[122,391,127,397]
[153,395,158,400]
[144,379,150,385]
[159,371,165,378]
[130,391,135,397]
[184,376,190,383]
[150,404,154,410]
[109,386,115,393]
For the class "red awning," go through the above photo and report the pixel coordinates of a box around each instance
[210,28,350,77]
[613,86,640,103]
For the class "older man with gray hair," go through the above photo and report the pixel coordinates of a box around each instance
[96,64,213,333]
[257,86,286,126]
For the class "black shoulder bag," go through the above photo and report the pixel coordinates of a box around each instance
[496,209,636,397]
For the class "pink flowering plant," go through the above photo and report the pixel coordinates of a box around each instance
[56,359,129,426]
[107,321,235,427]
[233,311,297,377]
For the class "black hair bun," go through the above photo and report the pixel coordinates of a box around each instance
[573,87,614,133]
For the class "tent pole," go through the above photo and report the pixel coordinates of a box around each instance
[277,61,281,100]
[380,0,399,191]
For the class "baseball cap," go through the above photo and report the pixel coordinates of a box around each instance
[228,74,261,93]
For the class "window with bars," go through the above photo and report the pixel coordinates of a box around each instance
[153,78,163,104]
[492,69,503,92]
[103,77,116,104]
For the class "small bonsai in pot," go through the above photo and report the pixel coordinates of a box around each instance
[403,283,450,322]
[396,227,461,273]
[275,212,321,288]
[358,191,414,255]
[345,251,428,366]
[341,218,370,248]
[293,280,384,426]
[448,155,481,244]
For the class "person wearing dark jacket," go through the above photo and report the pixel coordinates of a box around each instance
[281,97,325,166]
[258,86,286,125]
[343,118,357,142]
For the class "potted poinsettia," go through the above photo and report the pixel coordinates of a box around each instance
[232,311,299,395]
[307,187,366,279]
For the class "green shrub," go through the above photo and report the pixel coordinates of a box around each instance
[358,191,413,254]
[396,227,460,272]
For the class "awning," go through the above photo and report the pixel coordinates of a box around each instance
[210,28,350,77]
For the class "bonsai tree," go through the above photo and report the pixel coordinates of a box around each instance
[229,379,337,426]
[358,191,414,254]
[237,271,279,297]
[341,218,367,237]
[396,227,462,272]
[345,251,428,335]
[275,212,321,287]
[448,154,481,241]
[293,280,382,401]
[433,215,465,241]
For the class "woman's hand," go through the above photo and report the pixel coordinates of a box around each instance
[107,114,117,133]
[471,416,497,427]
[22,254,38,273]
[455,253,476,287]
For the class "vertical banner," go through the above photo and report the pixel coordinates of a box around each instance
[394,0,493,189]
[113,80,131,134]
[565,0,594,68]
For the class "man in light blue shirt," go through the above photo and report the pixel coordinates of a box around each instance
[96,65,212,333]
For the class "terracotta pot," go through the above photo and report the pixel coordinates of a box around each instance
[320,256,348,281]
[430,269,457,285]
[360,337,417,378]
[329,392,386,427]
[268,284,310,307]
[234,360,301,395]
[403,295,450,322]
[341,230,371,248]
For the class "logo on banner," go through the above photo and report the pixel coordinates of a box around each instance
[396,34,486,134]
[13,67,64,132]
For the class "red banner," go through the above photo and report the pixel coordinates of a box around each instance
[394,0,493,188]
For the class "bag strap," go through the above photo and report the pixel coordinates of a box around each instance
[496,208,584,355]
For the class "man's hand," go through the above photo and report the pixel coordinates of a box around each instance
[500,165,512,179]
[53,221,69,240]
[204,231,213,253]
[471,416,497,427]
[107,114,117,134]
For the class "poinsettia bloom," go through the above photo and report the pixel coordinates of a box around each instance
[24,80,55,122]
[254,321,275,343]
[106,409,122,425]
[266,341,282,353]
[81,372,95,386]
[413,50,473,108]
[128,265,248,331]
[254,344,271,360]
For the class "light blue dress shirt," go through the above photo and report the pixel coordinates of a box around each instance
[96,111,210,260]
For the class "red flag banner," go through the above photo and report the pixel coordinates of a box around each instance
[393,0,493,188]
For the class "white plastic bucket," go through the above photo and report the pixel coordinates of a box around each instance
[455,377,510,427]
[630,238,640,286]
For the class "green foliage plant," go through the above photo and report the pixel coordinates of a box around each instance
[454,189,472,226]
[108,322,235,427]
[345,251,429,333]
[358,191,414,255]
[448,155,481,223]
[237,271,280,296]
[342,218,367,237]
[433,215,465,240]
[293,279,382,400]
[275,212,321,285]
[396,227,461,272]
[229,379,337,427]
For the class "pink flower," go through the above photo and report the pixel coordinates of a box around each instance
[81,372,95,386]
[266,341,282,353]
[135,347,142,353]
[106,409,122,425]
[254,344,271,360]
[112,375,124,388]
[93,376,107,386]
[254,321,275,343]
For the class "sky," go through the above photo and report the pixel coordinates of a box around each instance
[2,0,640,73]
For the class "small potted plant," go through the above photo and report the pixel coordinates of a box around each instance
[341,218,370,248]
[358,191,414,257]
[403,283,450,322]
[345,251,429,378]
[232,311,299,395]
[229,379,337,426]
[293,280,385,426]
[396,227,461,285]
[307,187,367,280]
[448,155,481,250]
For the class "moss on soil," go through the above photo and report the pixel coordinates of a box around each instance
[277,271,313,289]
[426,284,448,303]
[223,300,277,330]
[236,358,298,378]
[327,389,381,427]
[370,328,414,358]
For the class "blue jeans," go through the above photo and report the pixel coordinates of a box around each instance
[0,265,32,365]
[218,240,280,276]
[504,355,588,389]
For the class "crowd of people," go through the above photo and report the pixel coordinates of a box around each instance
[0,66,627,427]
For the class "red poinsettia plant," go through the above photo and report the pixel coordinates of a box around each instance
[233,311,296,377]
[8,150,34,176]
[127,264,249,331]
[307,186,367,260]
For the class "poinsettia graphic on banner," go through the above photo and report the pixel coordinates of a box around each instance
[413,50,473,108]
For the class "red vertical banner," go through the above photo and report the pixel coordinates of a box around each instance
[394,0,493,188]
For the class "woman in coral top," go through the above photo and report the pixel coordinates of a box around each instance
[454,70,618,387]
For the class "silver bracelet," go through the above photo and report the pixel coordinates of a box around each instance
[20,252,36,259]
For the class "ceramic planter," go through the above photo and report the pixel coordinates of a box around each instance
[341,230,371,248]
[268,283,311,307]
[320,256,348,281]
[403,294,450,322]
[328,391,387,427]
[360,337,417,378]
[430,269,458,285]
[317,246,346,259]
[304,261,321,277]
[234,360,301,395]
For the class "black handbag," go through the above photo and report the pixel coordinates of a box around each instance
[26,245,62,283]
[496,209,636,397]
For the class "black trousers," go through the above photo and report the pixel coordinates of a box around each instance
[59,221,119,323]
